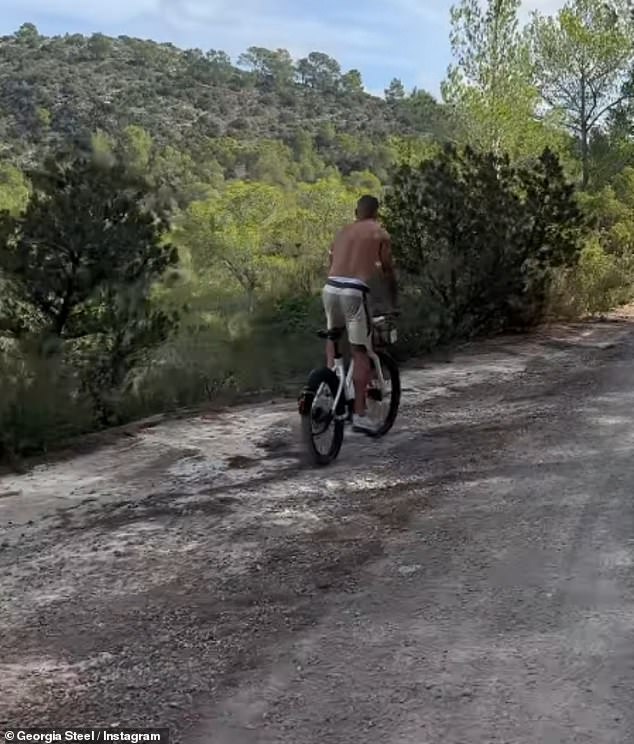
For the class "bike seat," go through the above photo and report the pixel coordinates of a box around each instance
[317,328,344,341]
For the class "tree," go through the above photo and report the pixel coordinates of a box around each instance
[579,165,634,254]
[385,78,406,103]
[442,0,559,159]
[117,125,153,174]
[345,170,382,192]
[384,144,585,336]
[387,135,441,167]
[530,0,633,187]
[204,49,234,84]
[0,151,178,357]
[14,23,40,45]
[273,178,357,293]
[294,178,356,252]
[179,181,292,313]
[246,140,294,185]
[238,47,295,89]
[87,32,113,60]
[290,129,328,182]
[150,145,218,207]
[91,130,116,167]
[583,126,634,187]
[399,89,449,138]
[296,52,341,91]
[341,69,364,95]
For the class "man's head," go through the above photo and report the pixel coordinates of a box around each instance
[355,194,379,220]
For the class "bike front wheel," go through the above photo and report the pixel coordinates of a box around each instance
[366,350,401,438]
[298,367,345,466]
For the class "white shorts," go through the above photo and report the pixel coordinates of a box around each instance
[322,278,372,349]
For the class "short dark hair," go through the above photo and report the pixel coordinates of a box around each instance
[356,194,379,219]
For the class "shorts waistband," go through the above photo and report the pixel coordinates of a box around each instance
[325,278,370,293]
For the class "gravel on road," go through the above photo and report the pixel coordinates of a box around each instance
[2,316,634,743]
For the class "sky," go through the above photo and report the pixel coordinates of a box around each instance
[1,0,564,97]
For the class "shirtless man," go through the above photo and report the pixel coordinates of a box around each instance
[322,194,397,434]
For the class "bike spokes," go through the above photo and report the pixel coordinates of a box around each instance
[310,384,337,448]
[366,370,390,419]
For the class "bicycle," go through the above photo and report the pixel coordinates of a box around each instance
[297,313,401,466]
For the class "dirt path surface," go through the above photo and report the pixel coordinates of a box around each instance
[3,316,634,743]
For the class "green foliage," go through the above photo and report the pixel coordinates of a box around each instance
[0,28,435,176]
[0,150,179,428]
[179,181,292,311]
[118,125,153,174]
[0,346,92,458]
[530,0,633,186]
[566,167,634,311]
[0,152,178,338]
[176,176,358,310]
[238,47,295,89]
[14,23,40,45]
[577,236,630,312]
[1,13,634,460]
[387,135,441,167]
[385,144,586,338]
[385,78,406,103]
[547,235,632,318]
[443,0,565,160]
[0,162,29,214]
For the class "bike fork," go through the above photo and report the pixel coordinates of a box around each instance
[332,359,353,422]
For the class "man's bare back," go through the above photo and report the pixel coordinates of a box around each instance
[328,219,390,284]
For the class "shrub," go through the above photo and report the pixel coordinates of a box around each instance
[0,345,92,458]
[552,238,634,318]
[385,144,586,340]
[0,149,180,426]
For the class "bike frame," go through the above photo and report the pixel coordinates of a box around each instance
[315,315,391,420]
[329,348,385,420]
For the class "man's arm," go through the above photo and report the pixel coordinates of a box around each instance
[379,233,398,308]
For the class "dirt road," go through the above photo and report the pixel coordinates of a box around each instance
[3,317,634,743]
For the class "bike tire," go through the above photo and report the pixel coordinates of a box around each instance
[368,350,401,438]
[299,367,345,466]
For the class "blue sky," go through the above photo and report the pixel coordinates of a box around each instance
[1,0,562,97]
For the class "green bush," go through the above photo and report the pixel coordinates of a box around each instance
[385,145,587,339]
[0,345,92,458]
[549,238,633,318]
[2,135,632,463]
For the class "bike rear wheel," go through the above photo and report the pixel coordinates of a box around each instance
[298,367,345,466]
[366,350,401,438]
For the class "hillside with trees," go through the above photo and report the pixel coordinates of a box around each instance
[0,23,446,179]
[2,0,634,458]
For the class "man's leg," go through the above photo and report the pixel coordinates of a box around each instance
[322,286,340,368]
[347,292,377,432]
[351,345,370,415]
[326,340,335,368]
